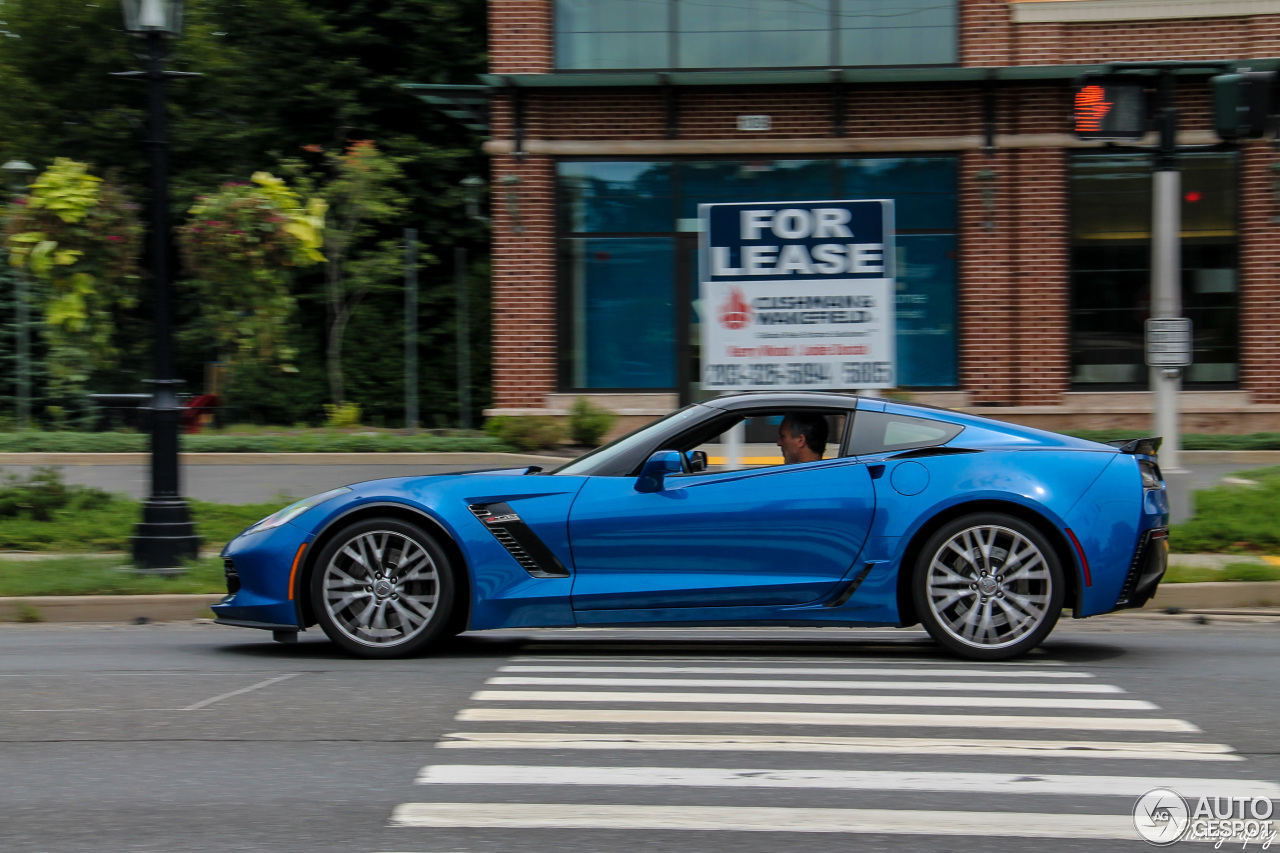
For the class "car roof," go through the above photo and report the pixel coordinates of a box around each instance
[701,391,864,411]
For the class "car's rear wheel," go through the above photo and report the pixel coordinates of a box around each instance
[912,512,1064,661]
[310,517,455,658]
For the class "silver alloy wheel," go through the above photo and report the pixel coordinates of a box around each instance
[924,524,1053,650]
[320,528,439,648]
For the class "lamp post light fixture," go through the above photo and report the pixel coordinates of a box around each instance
[2,160,35,432]
[116,0,200,571]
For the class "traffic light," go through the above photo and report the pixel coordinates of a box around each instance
[1072,76,1149,141]
[1211,71,1276,140]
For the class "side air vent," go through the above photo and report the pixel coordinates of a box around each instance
[468,502,570,579]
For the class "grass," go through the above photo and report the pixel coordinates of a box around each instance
[0,495,285,553]
[0,555,225,597]
[1163,562,1280,584]
[1171,465,1280,554]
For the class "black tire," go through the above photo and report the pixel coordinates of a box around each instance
[911,512,1064,661]
[309,517,456,658]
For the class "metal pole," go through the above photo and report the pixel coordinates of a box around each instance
[14,268,28,430]
[404,228,418,434]
[131,30,198,571]
[456,246,471,430]
[1150,70,1189,522]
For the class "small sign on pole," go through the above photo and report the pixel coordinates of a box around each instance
[1145,317,1193,368]
[698,199,896,391]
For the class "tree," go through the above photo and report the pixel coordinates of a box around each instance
[287,140,416,406]
[3,159,142,414]
[176,172,325,368]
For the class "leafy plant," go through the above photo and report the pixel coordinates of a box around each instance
[568,397,617,447]
[0,466,113,522]
[177,172,325,367]
[2,159,142,401]
[484,416,564,452]
[323,401,362,429]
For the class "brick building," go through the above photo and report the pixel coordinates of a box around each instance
[476,0,1280,433]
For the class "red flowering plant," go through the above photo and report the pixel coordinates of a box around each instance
[177,172,325,368]
[3,158,143,399]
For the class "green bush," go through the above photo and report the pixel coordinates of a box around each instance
[0,467,113,522]
[484,416,564,452]
[568,397,617,447]
[323,401,362,429]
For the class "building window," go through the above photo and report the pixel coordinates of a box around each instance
[554,0,957,70]
[1070,152,1238,387]
[557,157,958,392]
[564,237,677,389]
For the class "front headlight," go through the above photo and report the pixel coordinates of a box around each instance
[1139,460,1163,490]
[246,487,351,534]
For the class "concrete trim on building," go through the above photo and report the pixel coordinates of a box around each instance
[1011,0,1280,25]
[483,131,1220,157]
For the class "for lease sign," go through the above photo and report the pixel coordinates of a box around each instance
[698,200,896,390]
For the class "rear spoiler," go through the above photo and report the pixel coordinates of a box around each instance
[1104,437,1163,455]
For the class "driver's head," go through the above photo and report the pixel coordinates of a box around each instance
[777,412,828,465]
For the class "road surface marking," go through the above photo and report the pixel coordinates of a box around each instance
[387,803,1136,838]
[471,689,1156,711]
[182,673,300,711]
[457,707,1200,732]
[435,731,1241,761]
[500,664,1093,678]
[415,764,1280,799]
[486,676,1122,693]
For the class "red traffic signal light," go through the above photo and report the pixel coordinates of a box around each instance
[1073,77,1148,141]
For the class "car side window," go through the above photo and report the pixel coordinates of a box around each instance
[674,410,848,473]
[848,410,963,456]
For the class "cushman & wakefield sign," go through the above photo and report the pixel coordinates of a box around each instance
[698,199,897,390]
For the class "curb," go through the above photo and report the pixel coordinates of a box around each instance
[0,594,222,624]
[4,583,1280,624]
[1139,581,1280,610]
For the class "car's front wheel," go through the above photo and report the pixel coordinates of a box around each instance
[310,517,455,658]
[912,512,1064,661]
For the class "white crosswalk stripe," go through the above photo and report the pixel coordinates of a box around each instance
[436,731,1242,761]
[471,688,1158,710]
[487,675,1124,692]
[385,651,1275,847]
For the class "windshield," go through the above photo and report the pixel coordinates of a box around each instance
[552,405,705,476]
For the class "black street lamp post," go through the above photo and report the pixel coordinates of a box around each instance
[117,0,200,571]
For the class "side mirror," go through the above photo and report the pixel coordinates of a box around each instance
[636,450,686,493]
[686,450,708,473]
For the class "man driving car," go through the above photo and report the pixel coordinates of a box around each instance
[777,412,828,465]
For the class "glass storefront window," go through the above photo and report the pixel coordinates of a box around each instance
[557,157,958,392]
[559,161,674,233]
[564,238,677,388]
[554,0,958,70]
[1070,153,1238,387]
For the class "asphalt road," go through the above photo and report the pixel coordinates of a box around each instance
[2,617,1278,852]
[0,457,1271,505]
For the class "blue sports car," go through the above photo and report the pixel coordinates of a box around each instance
[213,392,1169,661]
